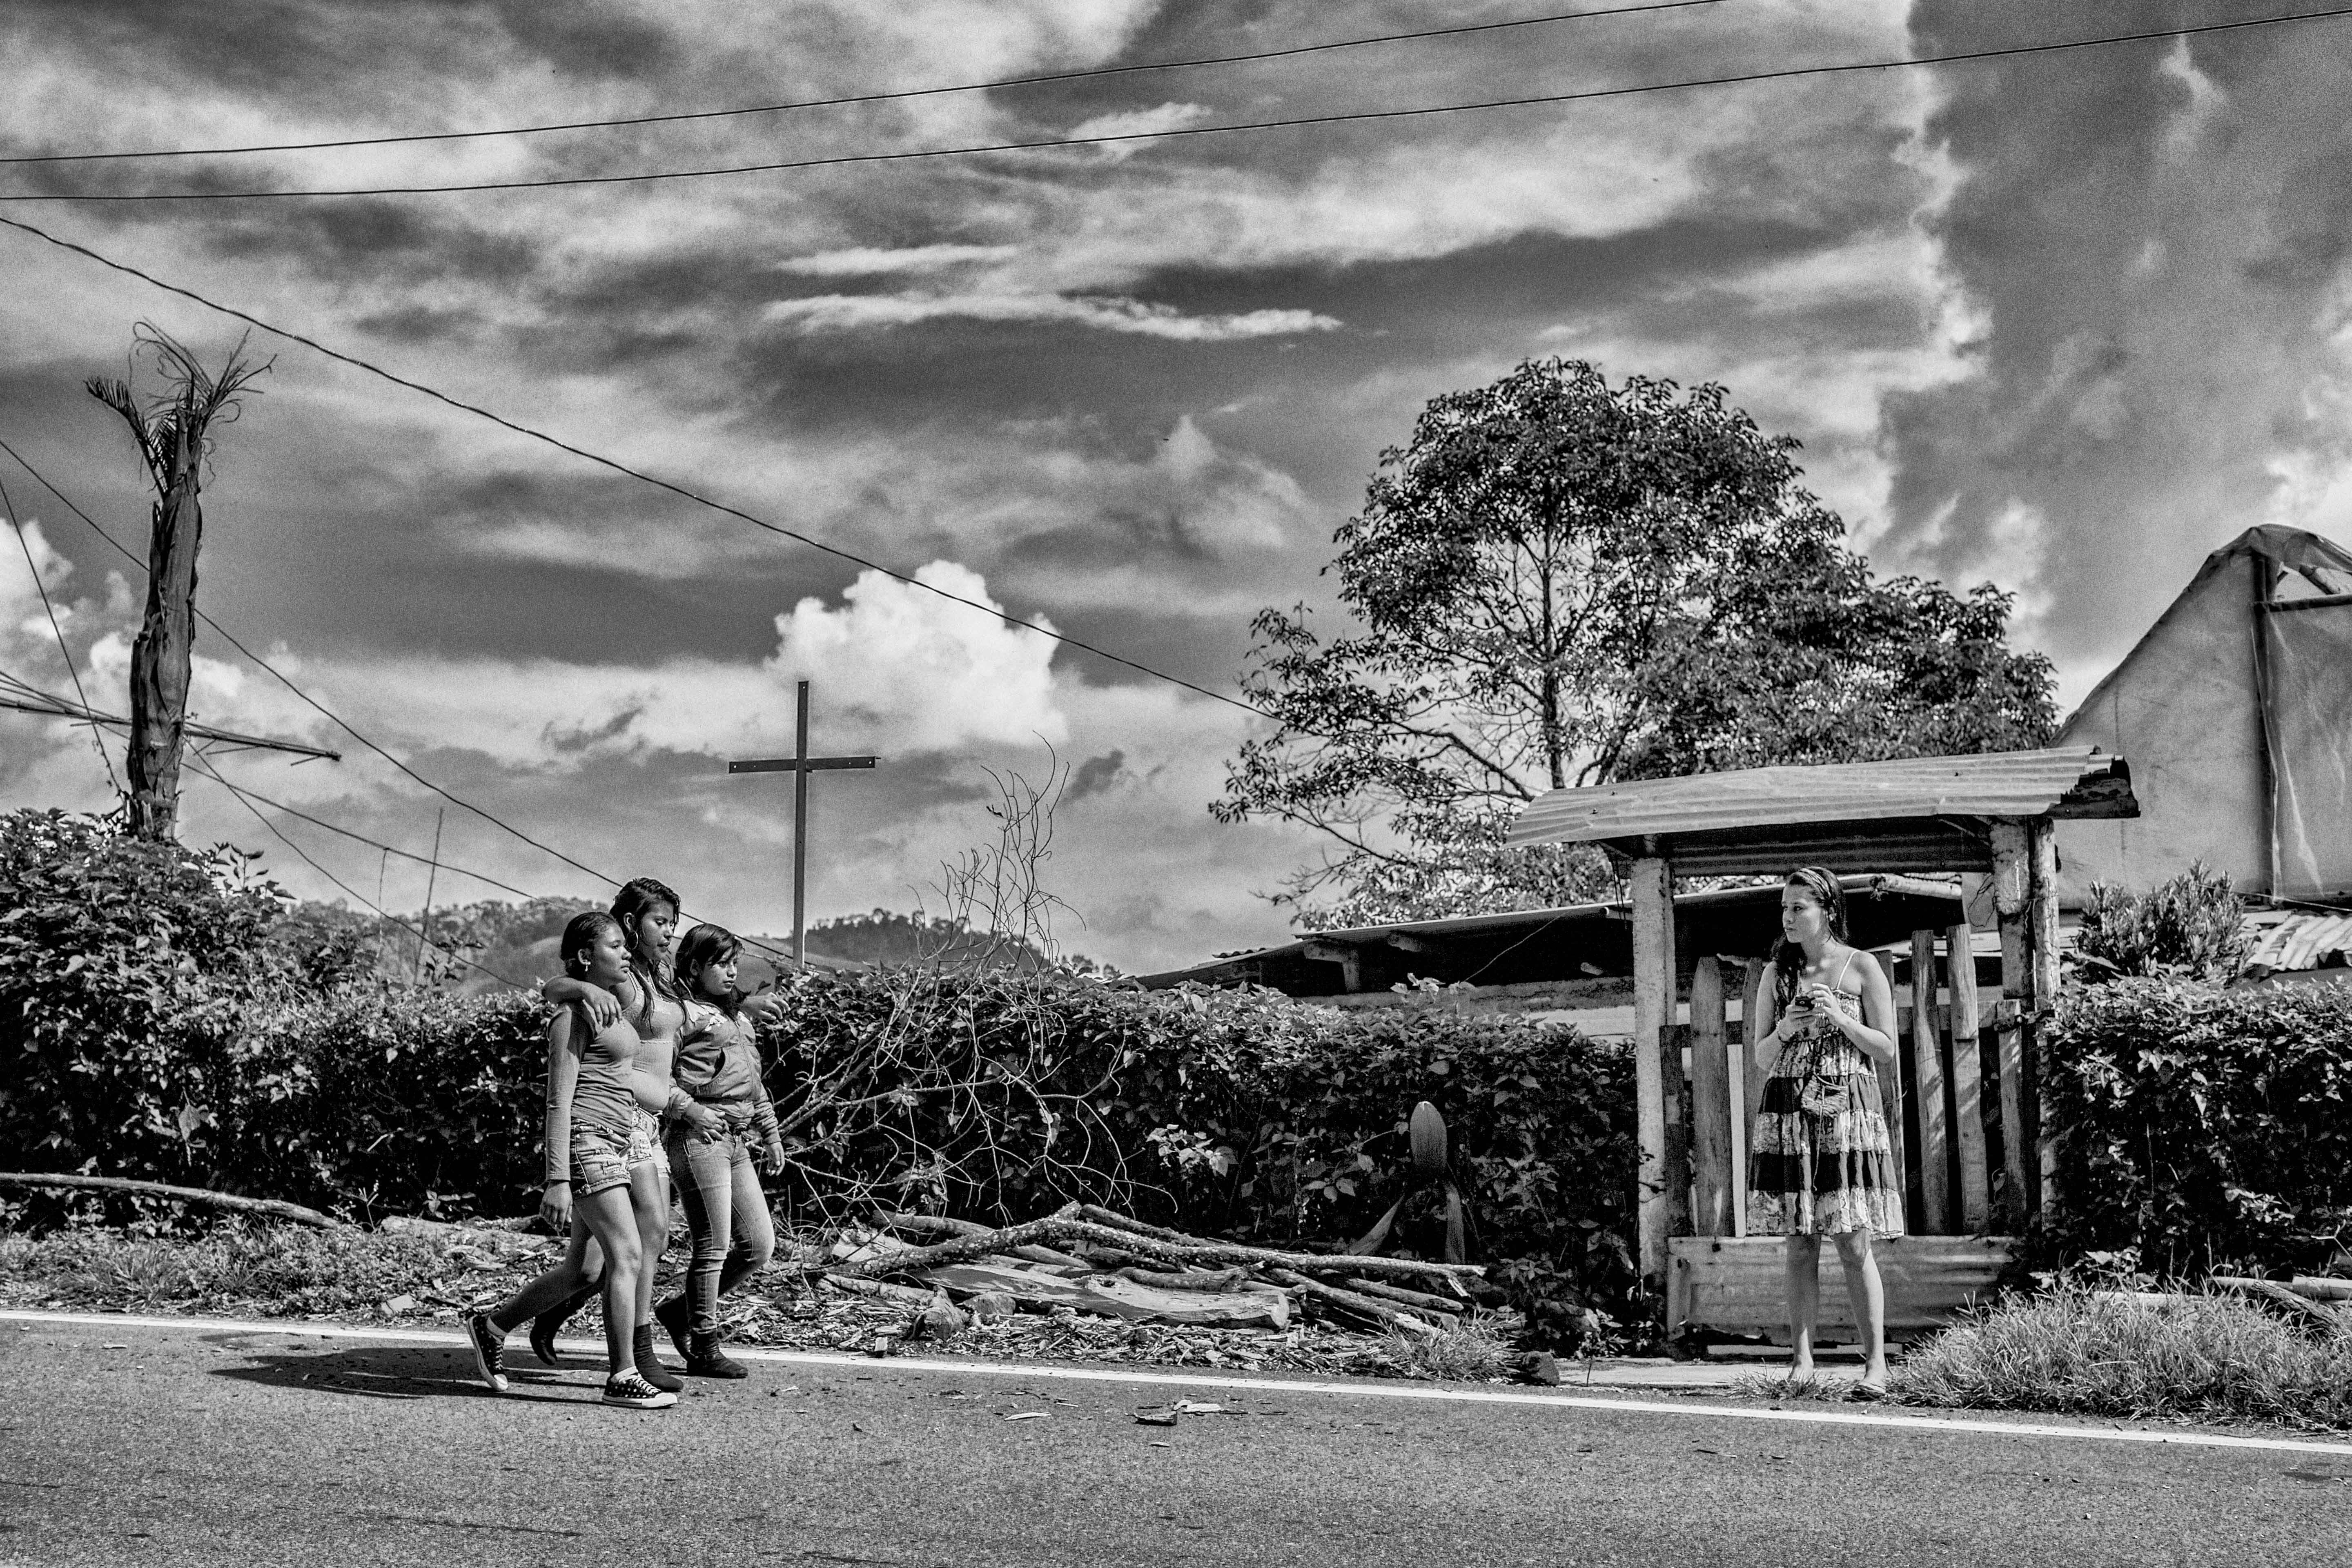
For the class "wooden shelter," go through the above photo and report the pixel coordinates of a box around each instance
[1508,746,2138,1331]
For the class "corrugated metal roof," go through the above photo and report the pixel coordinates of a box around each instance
[2244,911,2352,976]
[1508,747,2134,848]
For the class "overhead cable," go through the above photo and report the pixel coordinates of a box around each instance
[7,7,2351,201]
[0,218,1278,723]
[0,0,1734,165]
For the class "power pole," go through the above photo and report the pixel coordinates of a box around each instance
[85,325,270,840]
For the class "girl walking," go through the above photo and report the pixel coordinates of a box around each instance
[1746,866,1904,1397]
[653,924,787,1377]
[463,912,713,1409]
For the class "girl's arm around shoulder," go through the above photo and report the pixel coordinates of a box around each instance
[543,973,623,1030]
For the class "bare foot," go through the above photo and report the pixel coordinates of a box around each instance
[1788,1356,1815,1382]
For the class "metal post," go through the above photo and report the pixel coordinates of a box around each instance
[793,679,810,972]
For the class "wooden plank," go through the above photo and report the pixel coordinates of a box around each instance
[1741,955,1774,1167]
[2028,817,2060,1218]
[1688,956,1732,1238]
[1910,929,1950,1234]
[1668,1234,2016,1341]
[1662,1020,1690,1244]
[1946,921,1990,1234]
[1630,852,1675,1304]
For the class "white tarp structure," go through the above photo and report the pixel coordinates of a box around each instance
[2057,525,2352,904]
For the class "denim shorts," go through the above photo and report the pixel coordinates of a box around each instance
[626,1105,664,1169]
[569,1123,635,1197]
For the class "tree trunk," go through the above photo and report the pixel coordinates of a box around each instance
[125,432,202,840]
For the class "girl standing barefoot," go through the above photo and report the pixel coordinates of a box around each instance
[465,913,686,1409]
[1747,867,1904,1397]
[653,924,787,1377]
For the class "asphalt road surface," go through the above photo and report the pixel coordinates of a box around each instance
[5,1313,2350,1567]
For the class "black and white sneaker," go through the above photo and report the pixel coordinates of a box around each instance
[463,1311,509,1394]
[601,1370,677,1410]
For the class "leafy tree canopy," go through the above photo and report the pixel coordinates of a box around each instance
[1217,358,2056,927]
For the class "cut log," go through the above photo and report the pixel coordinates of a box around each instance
[1343,1277,1464,1315]
[1114,1265,1248,1293]
[871,1212,1089,1268]
[1263,1267,1442,1337]
[1070,1206,1483,1284]
[920,1259,1288,1328]
[820,1275,940,1310]
[0,1172,347,1230]
[826,1214,1483,1285]
[2207,1275,2349,1329]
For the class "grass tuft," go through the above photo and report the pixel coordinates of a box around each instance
[1379,1310,1521,1381]
[1894,1283,2352,1429]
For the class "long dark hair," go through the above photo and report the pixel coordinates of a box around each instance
[560,911,623,980]
[1771,866,1850,1007]
[673,922,744,1016]
[609,876,684,999]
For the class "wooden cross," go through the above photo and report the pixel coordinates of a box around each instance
[726,679,878,970]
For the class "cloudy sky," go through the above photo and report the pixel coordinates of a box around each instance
[4,0,2351,975]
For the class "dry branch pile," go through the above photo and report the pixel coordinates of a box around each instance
[835,1202,1493,1343]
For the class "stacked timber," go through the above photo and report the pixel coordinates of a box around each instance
[832,1203,1487,1338]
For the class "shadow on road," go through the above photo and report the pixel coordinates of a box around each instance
[200,1335,604,1404]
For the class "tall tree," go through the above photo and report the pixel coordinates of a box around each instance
[1216,359,2055,926]
[86,326,269,840]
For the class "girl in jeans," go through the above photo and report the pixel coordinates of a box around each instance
[463,912,713,1408]
[652,924,786,1377]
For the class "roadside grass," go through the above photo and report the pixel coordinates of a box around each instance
[1380,1310,1522,1381]
[0,1218,1418,1377]
[1893,1283,2352,1430]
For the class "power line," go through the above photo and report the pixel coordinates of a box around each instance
[177,772,540,902]
[0,432,641,887]
[0,472,120,793]
[0,436,838,969]
[0,217,1277,724]
[0,0,1735,165]
[185,753,531,989]
[8,7,2351,201]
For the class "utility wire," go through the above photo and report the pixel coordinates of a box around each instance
[185,752,532,989]
[0,432,639,887]
[0,0,1735,165]
[0,435,827,970]
[0,472,122,794]
[0,217,1277,723]
[190,773,541,902]
[8,7,2351,201]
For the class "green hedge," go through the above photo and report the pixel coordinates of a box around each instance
[0,808,1638,1314]
[2040,977,2352,1273]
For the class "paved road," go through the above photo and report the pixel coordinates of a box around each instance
[4,1314,2349,1567]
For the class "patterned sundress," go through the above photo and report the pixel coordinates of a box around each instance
[1747,951,1905,1236]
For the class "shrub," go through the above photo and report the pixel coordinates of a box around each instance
[2039,976,2352,1272]
[2074,862,2247,984]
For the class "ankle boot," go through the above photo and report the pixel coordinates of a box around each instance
[687,1331,748,1379]
[528,1283,598,1367]
[632,1324,683,1393]
[654,1294,693,1362]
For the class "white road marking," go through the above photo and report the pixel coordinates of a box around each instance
[13,1307,2352,1457]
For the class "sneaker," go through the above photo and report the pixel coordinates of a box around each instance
[632,1324,683,1393]
[601,1370,677,1410]
[463,1311,508,1394]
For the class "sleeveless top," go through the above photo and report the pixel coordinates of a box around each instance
[563,1003,643,1140]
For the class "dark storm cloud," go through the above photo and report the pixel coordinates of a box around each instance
[1884,0,2352,667]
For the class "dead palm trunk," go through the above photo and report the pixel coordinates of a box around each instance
[85,327,269,840]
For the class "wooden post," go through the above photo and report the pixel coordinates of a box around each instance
[1872,949,1907,1231]
[1909,929,1949,1234]
[1990,820,2034,1230]
[1728,958,1753,1238]
[1741,956,1773,1163]
[1946,920,1990,1234]
[2028,817,2062,1219]
[1630,850,1675,1308]
[1688,956,1732,1238]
